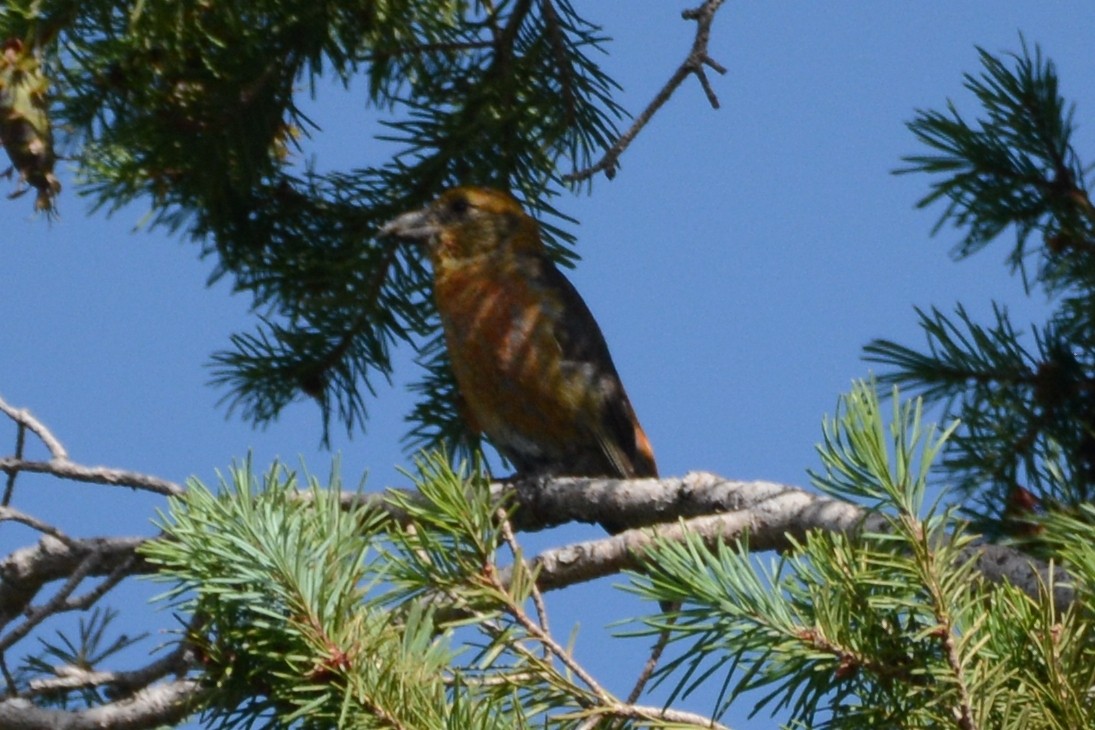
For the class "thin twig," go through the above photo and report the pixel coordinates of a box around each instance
[0,396,183,496]
[915,515,978,730]
[486,566,612,704]
[0,549,101,652]
[0,396,68,460]
[498,510,551,644]
[2,422,24,506]
[61,553,139,613]
[574,700,727,729]
[565,0,728,182]
[0,654,14,698]
[0,505,76,547]
[0,458,184,497]
[624,602,677,705]
[608,702,728,729]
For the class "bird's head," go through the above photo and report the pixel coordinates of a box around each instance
[380,187,543,266]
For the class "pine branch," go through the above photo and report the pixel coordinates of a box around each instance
[898,39,1094,291]
[2,395,1088,728]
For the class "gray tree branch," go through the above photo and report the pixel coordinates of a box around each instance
[0,679,201,730]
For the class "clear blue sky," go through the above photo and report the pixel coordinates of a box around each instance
[2,3,1093,727]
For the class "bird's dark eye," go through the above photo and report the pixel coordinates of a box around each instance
[448,196,470,215]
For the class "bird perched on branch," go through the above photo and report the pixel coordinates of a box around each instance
[381,187,657,512]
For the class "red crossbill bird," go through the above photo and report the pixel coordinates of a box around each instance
[381,187,657,505]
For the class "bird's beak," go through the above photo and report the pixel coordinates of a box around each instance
[378,207,438,243]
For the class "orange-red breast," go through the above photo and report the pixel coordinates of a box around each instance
[381,187,657,495]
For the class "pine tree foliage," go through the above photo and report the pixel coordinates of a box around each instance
[864,41,1095,534]
[0,0,624,448]
[143,455,727,728]
[142,461,501,729]
[136,384,1095,728]
[627,383,1095,729]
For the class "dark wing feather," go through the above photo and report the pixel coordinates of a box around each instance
[529,253,657,478]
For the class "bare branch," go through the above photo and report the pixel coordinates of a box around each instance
[0,396,68,461]
[604,702,731,729]
[565,0,728,182]
[493,485,868,596]
[539,478,1071,605]
[1,395,184,498]
[0,506,76,547]
[25,643,191,699]
[0,678,201,730]
[349,472,864,536]
[0,458,184,497]
[0,535,152,627]
[0,475,1069,640]
[337,473,1076,611]
[0,547,104,652]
